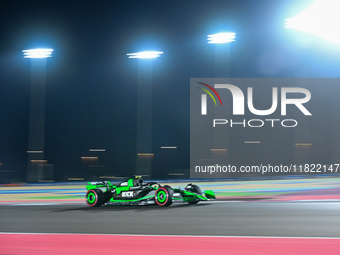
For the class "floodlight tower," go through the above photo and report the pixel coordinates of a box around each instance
[23,48,53,182]
[284,0,340,165]
[207,32,235,77]
[207,33,235,171]
[127,51,163,178]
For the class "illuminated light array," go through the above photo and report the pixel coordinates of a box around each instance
[160,146,177,149]
[137,153,154,156]
[99,176,115,179]
[207,33,236,44]
[68,177,84,181]
[89,149,106,152]
[23,48,53,58]
[285,0,340,44]
[27,150,43,153]
[81,157,98,159]
[127,51,163,59]
[30,160,48,163]
[244,141,261,144]
[295,143,312,146]
[210,149,228,152]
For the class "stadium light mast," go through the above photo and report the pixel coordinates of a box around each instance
[285,1,340,166]
[207,32,235,77]
[127,51,163,178]
[207,33,235,171]
[23,48,53,182]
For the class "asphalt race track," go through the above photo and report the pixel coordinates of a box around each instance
[1,201,340,237]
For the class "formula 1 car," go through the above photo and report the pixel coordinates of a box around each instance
[85,177,215,207]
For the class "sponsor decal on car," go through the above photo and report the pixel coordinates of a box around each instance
[122,191,134,197]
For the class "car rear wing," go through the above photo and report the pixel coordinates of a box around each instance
[86,181,113,191]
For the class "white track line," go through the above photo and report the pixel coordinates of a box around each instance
[0,232,339,239]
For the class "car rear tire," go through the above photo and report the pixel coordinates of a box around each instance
[86,189,105,207]
[155,186,173,206]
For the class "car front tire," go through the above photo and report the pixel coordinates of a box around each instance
[155,186,173,206]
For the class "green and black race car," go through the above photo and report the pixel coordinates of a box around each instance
[85,176,215,207]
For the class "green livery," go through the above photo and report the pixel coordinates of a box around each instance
[85,176,215,207]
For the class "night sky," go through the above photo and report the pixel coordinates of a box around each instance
[0,0,339,182]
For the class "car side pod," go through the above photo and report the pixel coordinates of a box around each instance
[205,190,216,199]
